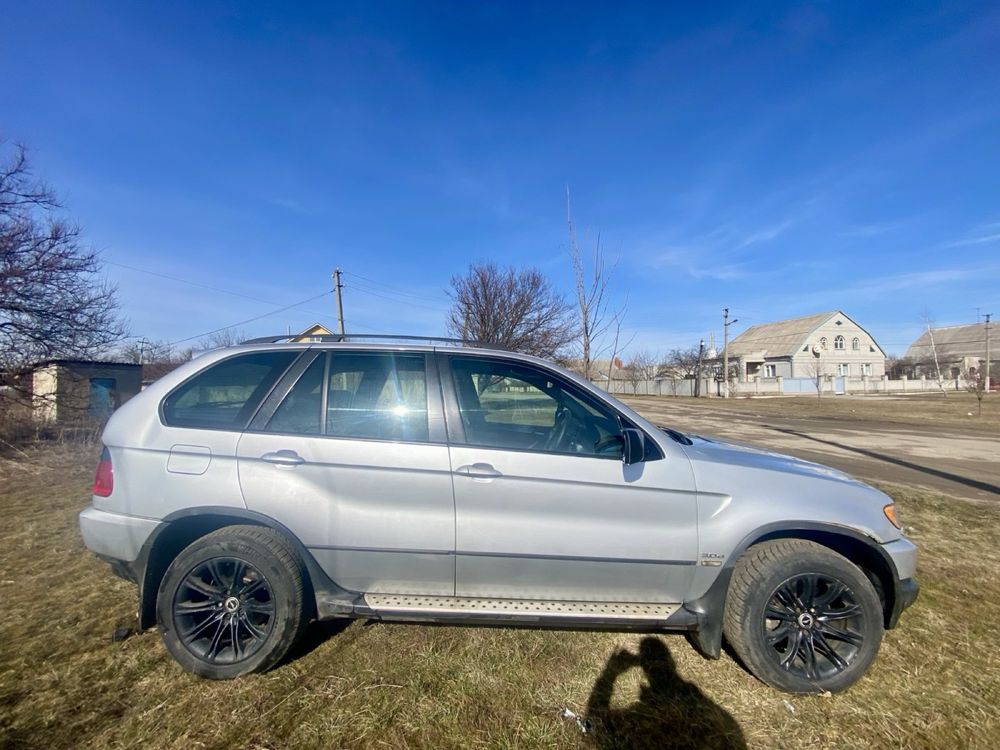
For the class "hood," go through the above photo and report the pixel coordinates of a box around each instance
[665,428,862,486]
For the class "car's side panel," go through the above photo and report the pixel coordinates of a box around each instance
[236,432,456,594]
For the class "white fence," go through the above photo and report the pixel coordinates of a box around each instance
[595,375,974,397]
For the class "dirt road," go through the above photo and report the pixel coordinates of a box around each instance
[623,396,1000,503]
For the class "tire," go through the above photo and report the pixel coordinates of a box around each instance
[723,539,883,694]
[156,525,308,679]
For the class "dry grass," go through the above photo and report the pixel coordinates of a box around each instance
[1,447,998,749]
[623,391,1000,431]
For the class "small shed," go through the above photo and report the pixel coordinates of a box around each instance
[31,360,142,423]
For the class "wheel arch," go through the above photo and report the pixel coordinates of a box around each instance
[686,521,899,660]
[136,507,336,630]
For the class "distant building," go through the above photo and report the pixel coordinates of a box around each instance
[31,360,142,422]
[721,311,886,381]
[293,323,335,342]
[903,322,994,379]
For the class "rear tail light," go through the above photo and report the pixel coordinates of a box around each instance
[92,447,114,497]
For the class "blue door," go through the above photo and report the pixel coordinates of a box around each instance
[89,378,116,419]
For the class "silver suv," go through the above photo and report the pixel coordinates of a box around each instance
[79,336,917,693]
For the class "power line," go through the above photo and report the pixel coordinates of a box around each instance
[168,290,333,346]
[341,270,446,304]
[346,283,447,312]
[105,259,335,319]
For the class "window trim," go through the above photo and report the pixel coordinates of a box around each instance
[247,349,445,444]
[159,349,307,432]
[834,335,846,350]
[439,352,662,461]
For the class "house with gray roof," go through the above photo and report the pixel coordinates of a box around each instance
[722,311,886,381]
[903,322,994,379]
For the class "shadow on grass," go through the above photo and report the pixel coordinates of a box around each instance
[282,618,353,663]
[586,637,746,750]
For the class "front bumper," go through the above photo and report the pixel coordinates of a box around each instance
[79,506,161,564]
[889,577,919,628]
[882,536,919,628]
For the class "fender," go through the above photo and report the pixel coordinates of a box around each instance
[684,520,903,660]
[133,505,356,629]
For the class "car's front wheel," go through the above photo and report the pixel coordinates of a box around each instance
[723,539,883,693]
[156,525,308,679]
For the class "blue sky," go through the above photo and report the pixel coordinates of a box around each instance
[3,1,999,355]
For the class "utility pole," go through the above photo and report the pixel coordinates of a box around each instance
[695,338,704,397]
[332,268,346,336]
[986,313,992,395]
[722,308,738,398]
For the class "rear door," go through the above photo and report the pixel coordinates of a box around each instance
[237,349,456,595]
[443,354,699,603]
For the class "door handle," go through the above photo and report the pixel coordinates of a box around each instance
[260,450,305,467]
[455,462,502,479]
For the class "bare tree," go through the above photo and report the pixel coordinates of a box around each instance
[118,338,192,382]
[566,187,627,379]
[1,142,127,378]
[920,312,947,394]
[446,263,575,357]
[662,347,702,379]
[622,356,643,395]
[199,328,249,350]
[802,357,828,398]
[966,363,987,416]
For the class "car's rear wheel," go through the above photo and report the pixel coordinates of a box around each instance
[156,525,308,679]
[723,539,883,693]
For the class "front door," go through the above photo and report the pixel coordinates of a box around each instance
[237,350,455,595]
[443,354,698,603]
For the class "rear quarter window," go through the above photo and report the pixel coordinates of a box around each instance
[161,351,298,430]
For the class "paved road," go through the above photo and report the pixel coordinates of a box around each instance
[622,397,1000,503]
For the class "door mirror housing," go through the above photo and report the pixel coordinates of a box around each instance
[622,428,646,465]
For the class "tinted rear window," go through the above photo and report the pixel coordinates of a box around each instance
[162,351,298,430]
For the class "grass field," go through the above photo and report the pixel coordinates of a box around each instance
[1,445,999,749]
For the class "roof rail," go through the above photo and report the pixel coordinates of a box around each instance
[240,333,509,350]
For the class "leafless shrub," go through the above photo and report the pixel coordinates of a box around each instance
[446,263,575,357]
[1,141,127,377]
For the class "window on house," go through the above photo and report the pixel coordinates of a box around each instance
[834,335,846,350]
[852,337,860,351]
[863,363,873,377]
[819,337,828,349]
[837,363,849,376]
[763,364,776,378]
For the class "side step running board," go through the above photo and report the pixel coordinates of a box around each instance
[363,593,680,623]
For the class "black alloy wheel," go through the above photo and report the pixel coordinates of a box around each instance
[173,556,275,665]
[763,573,866,680]
[157,525,308,679]
[723,539,883,693]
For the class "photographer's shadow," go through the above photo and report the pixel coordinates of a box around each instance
[585,637,746,750]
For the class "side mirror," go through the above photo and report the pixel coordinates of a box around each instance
[622,428,645,465]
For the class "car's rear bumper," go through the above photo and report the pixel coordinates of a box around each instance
[79,506,161,564]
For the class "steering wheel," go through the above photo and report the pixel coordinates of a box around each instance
[543,404,572,452]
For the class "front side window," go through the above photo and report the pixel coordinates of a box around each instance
[763,364,776,378]
[863,363,873,377]
[819,337,828,350]
[449,356,625,458]
[834,335,846,350]
[266,352,429,442]
[852,337,860,351]
[837,363,849,376]
[162,351,298,429]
